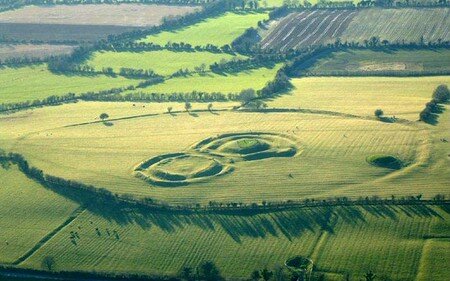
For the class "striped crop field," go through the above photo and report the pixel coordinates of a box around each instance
[261,8,450,51]
[261,10,357,51]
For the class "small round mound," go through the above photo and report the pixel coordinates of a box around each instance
[192,132,300,161]
[134,153,232,187]
[221,138,271,155]
[367,154,404,170]
[285,256,313,272]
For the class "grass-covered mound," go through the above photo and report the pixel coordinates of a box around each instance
[285,256,313,272]
[192,132,299,161]
[367,154,404,170]
[134,153,232,187]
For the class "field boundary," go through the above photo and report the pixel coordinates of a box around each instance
[11,206,86,266]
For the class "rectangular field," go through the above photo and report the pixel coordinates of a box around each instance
[0,64,142,103]
[124,64,282,94]
[0,4,199,27]
[0,44,75,60]
[261,8,450,51]
[268,76,450,121]
[85,50,243,76]
[302,49,450,76]
[138,12,268,47]
[0,22,138,43]
[0,4,199,43]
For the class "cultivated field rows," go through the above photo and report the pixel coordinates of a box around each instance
[262,8,450,50]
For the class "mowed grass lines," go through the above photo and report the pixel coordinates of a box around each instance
[268,76,450,121]
[304,49,450,76]
[313,205,450,280]
[126,64,282,94]
[0,166,79,264]
[138,12,268,47]
[417,239,450,281]
[0,64,142,103]
[341,8,450,43]
[85,50,243,76]
[1,106,422,205]
[22,205,449,280]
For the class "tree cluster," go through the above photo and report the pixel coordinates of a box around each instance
[419,84,449,123]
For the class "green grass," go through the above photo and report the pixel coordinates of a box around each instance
[125,64,282,94]
[85,50,243,76]
[0,165,79,264]
[0,103,425,205]
[305,49,450,76]
[417,239,450,281]
[0,64,142,103]
[19,204,449,280]
[138,12,268,47]
[268,76,450,121]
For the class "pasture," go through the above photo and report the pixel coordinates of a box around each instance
[0,44,75,60]
[0,96,443,205]
[261,8,450,50]
[138,12,268,47]
[0,64,142,103]
[85,50,243,76]
[123,64,282,94]
[18,204,449,280]
[268,76,450,121]
[0,3,450,280]
[303,49,450,76]
[0,165,79,264]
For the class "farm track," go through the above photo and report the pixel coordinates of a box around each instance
[11,206,86,266]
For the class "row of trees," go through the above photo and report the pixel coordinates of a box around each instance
[81,91,233,103]
[419,84,450,123]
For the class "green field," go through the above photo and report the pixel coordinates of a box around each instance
[85,50,243,76]
[0,165,79,264]
[1,76,449,206]
[16,204,449,280]
[269,76,450,121]
[0,64,142,103]
[304,49,450,76]
[123,64,282,94]
[1,4,450,281]
[138,12,268,47]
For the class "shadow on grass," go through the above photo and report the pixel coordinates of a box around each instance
[33,175,450,243]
